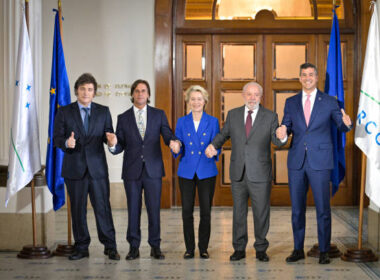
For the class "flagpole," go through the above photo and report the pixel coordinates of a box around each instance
[53,0,75,257]
[18,0,52,259]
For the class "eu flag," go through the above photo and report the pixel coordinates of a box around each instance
[324,8,346,196]
[45,11,71,211]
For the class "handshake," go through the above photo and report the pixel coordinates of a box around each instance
[276,125,287,140]
[169,140,181,154]
[205,144,217,158]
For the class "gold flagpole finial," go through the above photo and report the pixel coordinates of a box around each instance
[58,0,61,8]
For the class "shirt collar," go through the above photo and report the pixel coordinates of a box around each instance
[302,88,317,98]
[77,101,91,110]
[245,105,259,114]
[133,105,147,113]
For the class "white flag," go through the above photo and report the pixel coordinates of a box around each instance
[6,12,41,206]
[354,1,380,208]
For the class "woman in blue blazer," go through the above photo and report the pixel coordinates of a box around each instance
[173,85,220,259]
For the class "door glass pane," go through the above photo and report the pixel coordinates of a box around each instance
[274,44,307,80]
[184,44,205,80]
[275,91,298,123]
[222,44,255,80]
[326,42,347,80]
[274,150,288,184]
[222,90,245,122]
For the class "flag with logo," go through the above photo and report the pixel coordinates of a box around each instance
[355,1,380,207]
[6,12,41,206]
[45,11,71,211]
[324,7,346,196]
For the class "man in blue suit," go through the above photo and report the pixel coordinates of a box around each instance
[54,73,120,261]
[277,63,352,264]
[107,79,179,260]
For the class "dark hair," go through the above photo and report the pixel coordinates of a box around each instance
[300,63,318,75]
[130,79,151,104]
[74,73,97,95]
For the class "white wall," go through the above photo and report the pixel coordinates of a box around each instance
[1,0,155,182]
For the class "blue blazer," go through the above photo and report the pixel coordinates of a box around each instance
[281,90,351,171]
[112,105,175,180]
[174,112,220,180]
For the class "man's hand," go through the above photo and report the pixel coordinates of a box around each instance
[341,108,352,127]
[170,140,180,154]
[67,132,76,149]
[276,125,287,140]
[205,144,217,158]
[106,132,117,147]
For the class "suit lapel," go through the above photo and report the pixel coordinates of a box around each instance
[308,90,323,127]
[248,105,263,140]
[128,107,143,142]
[236,106,246,138]
[185,113,199,148]
[196,112,209,142]
[295,92,307,128]
[87,103,99,136]
[71,103,86,136]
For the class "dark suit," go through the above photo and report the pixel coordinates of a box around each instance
[53,102,117,252]
[281,90,351,252]
[212,105,284,252]
[174,112,220,252]
[112,105,175,248]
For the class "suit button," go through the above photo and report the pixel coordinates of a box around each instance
[190,142,192,145]
[198,151,201,155]
[203,133,206,136]
[191,151,194,155]
[142,145,144,148]
[141,155,144,159]
[304,143,306,146]
[188,133,191,136]
[201,142,204,145]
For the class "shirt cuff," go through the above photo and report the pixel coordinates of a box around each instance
[280,135,288,143]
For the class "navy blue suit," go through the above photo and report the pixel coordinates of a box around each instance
[54,102,117,252]
[112,105,175,248]
[174,112,220,252]
[282,90,350,252]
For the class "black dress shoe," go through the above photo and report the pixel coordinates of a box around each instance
[183,251,194,259]
[68,250,89,260]
[230,250,246,261]
[319,252,330,264]
[125,247,139,260]
[150,247,165,259]
[104,248,120,260]
[256,251,269,262]
[286,249,305,263]
[200,250,209,259]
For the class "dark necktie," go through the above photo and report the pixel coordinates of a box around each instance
[245,110,253,138]
[82,107,90,134]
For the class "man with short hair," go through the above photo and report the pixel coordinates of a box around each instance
[206,81,285,262]
[54,73,120,261]
[277,63,352,264]
[107,79,180,260]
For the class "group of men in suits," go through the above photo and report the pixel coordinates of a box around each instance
[54,62,352,264]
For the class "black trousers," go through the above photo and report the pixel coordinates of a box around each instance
[65,170,117,252]
[179,175,216,252]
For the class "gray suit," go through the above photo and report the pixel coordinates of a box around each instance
[212,105,284,252]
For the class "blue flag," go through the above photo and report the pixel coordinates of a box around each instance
[324,8,345,196]
[45,11,71,211]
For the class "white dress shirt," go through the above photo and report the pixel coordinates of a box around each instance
[244,105,259,126]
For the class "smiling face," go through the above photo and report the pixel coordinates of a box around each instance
[299,67,318,93]
[242,84,262,110]
[132,83,149,108]
[188,90,205,113]
[76,83,95,107]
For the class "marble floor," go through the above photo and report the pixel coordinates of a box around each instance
[1,206,380,279]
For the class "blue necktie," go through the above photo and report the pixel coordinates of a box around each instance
[82,107,90,134]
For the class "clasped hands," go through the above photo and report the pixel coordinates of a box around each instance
[205,144,217,158]
[169,140,181,154]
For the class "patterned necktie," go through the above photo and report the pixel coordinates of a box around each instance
[137,109,145,138]
[82,107,90,134]
[304,94,311,126]
[245,110,253,138]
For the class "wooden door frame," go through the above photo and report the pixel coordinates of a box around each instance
[155,0,365,207]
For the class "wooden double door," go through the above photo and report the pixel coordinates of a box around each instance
[174,33,354,206]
